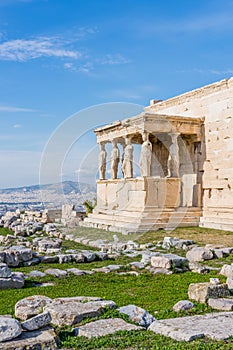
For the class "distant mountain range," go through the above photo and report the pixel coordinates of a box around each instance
[0,181,96,195]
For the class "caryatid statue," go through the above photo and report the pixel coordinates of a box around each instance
[139,132,152,176]
[167,133,180,177]
[122,137,133,178]
[98,142,107,180]
[110,139,120,179]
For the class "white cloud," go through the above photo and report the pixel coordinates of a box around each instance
[136,11,233,37]
[0,28,130,75]
[98,54,130,65]
[0,36,81,61]
[63,54,130,74]
[0,105,36,112]
[63,61,93,74]
[13,124,22,128]
[64,62,73,70]
[210,69,233,75]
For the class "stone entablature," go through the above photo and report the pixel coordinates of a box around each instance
[95,113,203,144]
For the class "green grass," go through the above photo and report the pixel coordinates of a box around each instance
[61,239,99,252]
[0,226,233,348]
[0,270,221,318]
[0,227,14,236]
[59,330,233,349]
[65,225,141,243]
[59,225,233,249]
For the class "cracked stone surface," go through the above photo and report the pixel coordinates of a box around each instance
[43,299,116,326]
[0,326,58,350]
[149,312,233,341]
[74,318,142,338]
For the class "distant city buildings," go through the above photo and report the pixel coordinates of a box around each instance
[0,181,96,216]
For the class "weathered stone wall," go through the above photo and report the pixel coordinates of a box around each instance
[147,78,233,230]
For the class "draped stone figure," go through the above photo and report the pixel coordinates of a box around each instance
[167,133,179,177]
[139,132,152,176]
[98,142,107,180]
[122,138,133,178]
[110,140,120,179]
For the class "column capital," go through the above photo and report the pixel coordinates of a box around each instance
[168,132,180,139]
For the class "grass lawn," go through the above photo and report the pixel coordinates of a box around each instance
[0,226,233,349]
[67,225,233,246]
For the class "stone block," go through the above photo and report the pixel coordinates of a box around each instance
[148,311,233,341]
[118,304,156,327]
[0,326,58,350]
[29,270,46,278]
[151,254,188,270]
[44,268,68,278]
[74,318,142,338]
[44,300,116,326]
[0,263,11,278]
[0,316,22,342]
[226,277,233,290]
[186,247,213,262]
[220,264,233,278]
[0,272,24,290]
[15,295,53,321]
[188,282,230,303]
[173,300,194,312]
[21,312,51,331]
[208,298,233,311]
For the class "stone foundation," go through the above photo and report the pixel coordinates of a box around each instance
[81,177,201,234]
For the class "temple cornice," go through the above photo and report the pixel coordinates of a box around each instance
[94,113,204,144]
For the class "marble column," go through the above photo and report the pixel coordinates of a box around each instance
[139,132,152,176]
[122,137,134,178]
[110,139,120,179]
[167,132,180,177]
[98,142,107,180]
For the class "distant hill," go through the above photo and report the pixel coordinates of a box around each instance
[0,181,96,195]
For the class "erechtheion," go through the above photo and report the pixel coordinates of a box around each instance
[83,78,233,233]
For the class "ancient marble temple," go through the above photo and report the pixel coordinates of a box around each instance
[82,78,233,233]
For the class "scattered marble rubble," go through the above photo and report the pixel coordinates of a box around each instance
[148,278,233,342]
[186,246,214,262]
[118,304,156,327]
[188,278,230,303]
[73,318,142,338]
[208,298,233,311]
[1,210,233,269]
[4,280,233,348]
[2,210,233,272]
[3,214,233,346]
[0,316,22,342]
[160,236,194,250]
[172,300,194,312]
[1,294,152,348]
[0,263,24,289]
[149,312,233,342]
[1,232,233,291]
[0,327,58,350]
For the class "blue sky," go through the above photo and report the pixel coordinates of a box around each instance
[1,0,233,188]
